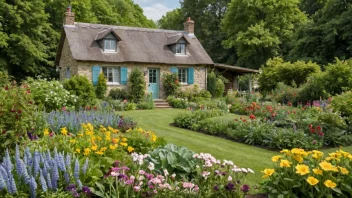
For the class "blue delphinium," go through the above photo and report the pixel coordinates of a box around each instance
[51,161,59,190]
[82,158,89,175]
[65,154,71,171]
[15,145,23,177]
[0,173,5,190]
[46,172,53,190]
[20,159,31,184]
[24,147,32,167]
[33,150,40,177]
[29,176,37,198]
[39,170,47,192]
[74,159,82,189]
[57,153,66,172]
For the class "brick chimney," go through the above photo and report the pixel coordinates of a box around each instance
[63,5,75,25]
[183,17,194,35]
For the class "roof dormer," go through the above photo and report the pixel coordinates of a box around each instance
[166,34,190,55]
[95,29,121,53]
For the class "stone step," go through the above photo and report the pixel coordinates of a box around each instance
[153,99,171,108]
[154,102,170,105]
[155,105,171,109]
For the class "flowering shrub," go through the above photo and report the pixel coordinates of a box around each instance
[167,96,188,109]
[163,73,180,96]
[45,109,136,134]
[63,75,97,108]
[0,146,89,198]
[25,77,77,112]
[0,81,37,151]
[173,109,225,129]
[93,151,254,197]
[261,148,352,197]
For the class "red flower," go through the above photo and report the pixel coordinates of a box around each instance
[316,126,322,132]
[249,114,256,120]
[27,89,31,94]
[93,106,97,111]
[318,132,324,136]
[287,102,292,106]
[309,124,313,129]
[242,119,247,123]
[310,128,315,133]
[271,113,276,118]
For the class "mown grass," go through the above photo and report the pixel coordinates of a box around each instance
[122,109,352,186]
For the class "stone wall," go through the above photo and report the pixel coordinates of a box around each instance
[75,62,207,99]
[59,38,78,80]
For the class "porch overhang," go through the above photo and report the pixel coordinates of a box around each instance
[213,63,260,75]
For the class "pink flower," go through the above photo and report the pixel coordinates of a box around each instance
[183,182,195,189]
[139,170,145,175]
[133,186,141,192]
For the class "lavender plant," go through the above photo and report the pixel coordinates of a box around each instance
[45,109,136,134]
[0,145,90,198]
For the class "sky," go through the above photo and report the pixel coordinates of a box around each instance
[133,0,180,21]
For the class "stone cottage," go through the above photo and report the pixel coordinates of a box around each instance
[55,6,213,99]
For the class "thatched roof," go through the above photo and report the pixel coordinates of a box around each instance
[55,22,213,65]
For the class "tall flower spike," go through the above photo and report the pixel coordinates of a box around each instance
[4,149,13,174]
[33,150,40,177]
[64,172,70,184]
[29,176,37,198]
[0,173,5,191]
[74,159,80,180]
[15,145,23,177]
[57,153,66,172]
[25,147,32,167]
[65,154,71,171]
[0,166,8,182]
[45,150,52,168]
[8,174,17,194]
[40,170,47,192]
[20,159,31,184]
[51,161,59,190]
[82,158,89,175]
[46,173,52,190]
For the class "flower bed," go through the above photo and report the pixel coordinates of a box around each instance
[261,148,352,197]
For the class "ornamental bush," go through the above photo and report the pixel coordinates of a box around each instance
[162,73,180,96]
[261,149,352,197]
[214,79,225,98]
[207,72,217,97]
[63,75,96,109]
[95,73,107,99]
[25,77,77,112]
[323,58,352,95]
[0,81,37,151]
[331,91,352,117]
[128,68,146,103]
[108,88,129,100]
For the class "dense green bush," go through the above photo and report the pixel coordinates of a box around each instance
[259,57,321,93]
[268,82,298,104]
[95,73,107,99]
[162,73,180,96]
[0,81,38,151]
[128,68,146,103]
[331,91,352,117]
[0,71,10,87]
[136,94,155,110]
[25,77,77,111]
[108,88,129,100]
[167,96,188,109]
[175,85,211,102]
[323,58,352,95]
[296,73,329,103]
[214,79,225,98]
[207,72,217,96]
[173,109,225,129]
[63,75,97,108]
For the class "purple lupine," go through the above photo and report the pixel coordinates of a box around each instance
[20,159,31,184]
[46,173,53,190]
[82,158,89,174]
[0,174,5,190]
[64,172,70,184]
[74,159,80,180]
[0,166,8,182]
[4,149,13,174]
[25,147,32,167]
[40,170,47,192]
[45,150,52,168]
[15,145,23,177]
[33,150,40,177]
[51,161,59,190]
[65,154,72,171]
[57,153,66,172]
[29,176,37,198]
[8,175,17,194]
[82,186,91,194]
[66,184,76,191]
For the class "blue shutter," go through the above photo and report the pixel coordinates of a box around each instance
[187,67,194,84]
[120,67,128,85]
[92,66,101,85]
[170,67,178,74]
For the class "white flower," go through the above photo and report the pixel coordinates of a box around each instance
[171,173,176,178]
[202,171,210,179]
[163,169,169,176]
[148,162,154,170]
[241,168,248,173]
[247,168,255,174]
[228,176,232,181]
[138,176,144,181]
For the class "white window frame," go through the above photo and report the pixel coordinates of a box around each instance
[175,43,186,55]
[103,67,120,85]
[103,39,117,52]
[178,68,188,84]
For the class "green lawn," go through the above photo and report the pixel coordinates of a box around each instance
[121,109,352,186]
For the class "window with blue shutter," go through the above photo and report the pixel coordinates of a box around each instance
[187,67,194,84]
[92,66,101,85]
[120,67,128,85]
[170,67,178,74]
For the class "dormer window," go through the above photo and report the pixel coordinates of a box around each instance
[166,35,190,56]
[103,39,116,52]
[176,43,186,55]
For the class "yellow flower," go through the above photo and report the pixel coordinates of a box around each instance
[261,169,275,178]
[120,142,128,147]
[279,159,291,168]
[319,161,336,171]
[91,145,98,151]
[122,137,128,142]
[105,135,111,141]
[77,133,83,137]
[151,134,157,142]
[75,148,81,154]
[306,176,319,186]
[295,164,310,175]
[61,127,68,136]
[110,144,118,150]
[95,151,104,155]
[339,167,349,175]
[96,136,102,141]
[324,180,337,188]
[271,155,281,162]
[313,168,323,175]
[100,147,107,152]
[294,155,303,163]
[291,148,305,155]
[126,128,132,133]
[312,150,323,159]
[84,148,91,156]
[69,139,77,144]
[43,128,49,136]
[127,146,135,153]
[112,138,119,144]
[112,129,119,133]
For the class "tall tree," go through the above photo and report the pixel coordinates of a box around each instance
[158,8,184,30]
[288,0,352,65]
[221,0,307,69]
[0,0,58,79]
[299,0,327,16]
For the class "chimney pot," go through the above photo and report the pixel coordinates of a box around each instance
[63,5,75,25]
[184,17,195,35]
